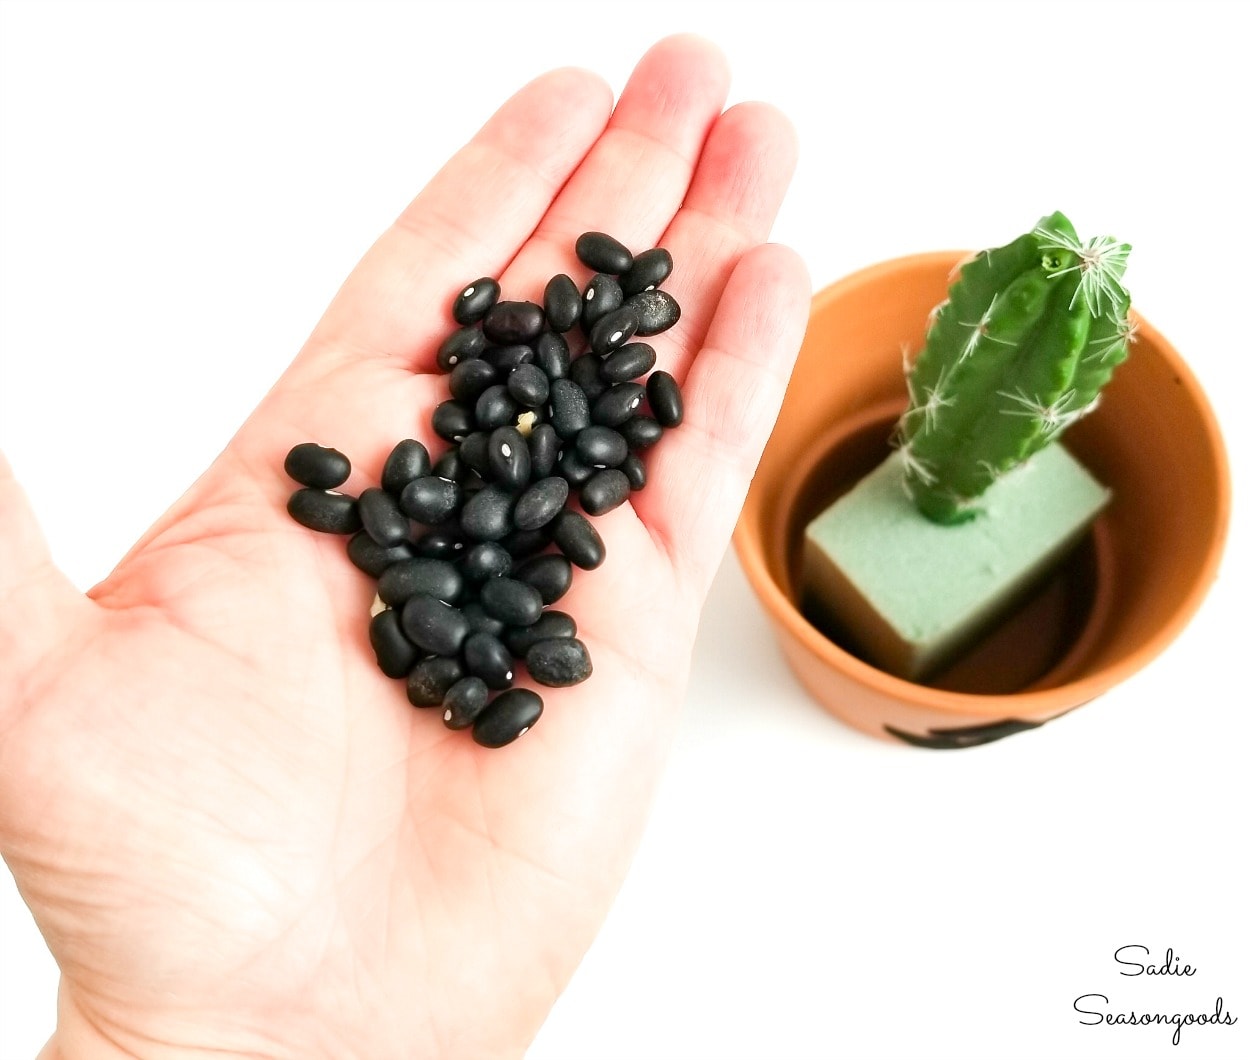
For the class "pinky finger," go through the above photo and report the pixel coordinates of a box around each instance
[633,243,810,600]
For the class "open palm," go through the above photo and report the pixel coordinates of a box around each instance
[0,37,808,1059]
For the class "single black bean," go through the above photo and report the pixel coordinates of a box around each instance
[575,231,633,274]
[432,447,469,482]
[513,553,573,605]
[472,688,543,748]
[400,594,470,657]
[544,274,582,333]
[533,331,570,379]
[453,277,500,326]
[513,475,569,531]
[627,289,681,336]
[646,370,684,427]
[285,443,350,489]
[507,363,549,408]
[381,439,431,495]
[617,415,664,450]
[378,558,463,607]
[581,273,624,329]
[556,447,595,488]
[359,485,411,548]
[620,452,646,491]
[503,610,577,656]
[526,423,560,478]
[460,484,515,542]
[437,325,486,372]
[347,530,415,578]
[399,476,462,524]
[407,656,466,707]
[464,632,516,690]
[601,342,656,383]
[482,343,534,371]
[581,469,631,516]
[551,508,605,569]
[448,358,499,404]
[459,431,491,476]
[474,384,520,431]
[369,609,420,679]
[499,526,551,560]
[432,400,474,443]
[443,676,490,730]
[549,378,590,439]
[461,541,512,582]
[483,300,544,344]
[462,600,507,638]
[591,382,646,427]
[287,488,361,534]
[568,352,608,402]
[487,426,530,490]
[589,306,640,356]
[525,637,593,687]
[620,247,673,296]
[414,528,467,560]
[575,425,628,467]
[480,577,544,627]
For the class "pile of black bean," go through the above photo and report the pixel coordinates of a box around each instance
[283,232,684,748]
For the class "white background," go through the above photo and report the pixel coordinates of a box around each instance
[2,1,1247,1058]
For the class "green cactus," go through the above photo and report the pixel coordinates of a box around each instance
[898,211,1134,524]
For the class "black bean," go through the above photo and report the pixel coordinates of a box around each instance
[414,528,467,560]
[568,352,607,402]
[369,609,420,679]
[480,577,544,627]
[399,476,462,524]
[453,277,500,326]
[507,362,549,408]
[591,382,646,426]
[437,326,486,372]
[544,274,582,333]
[400,594,470,657]
[487,426,531,490]
[464,632,516,690]
[549,378,591,439]
[287,488,361,534]
[601,341,656,383]
[500,526,551,560]
[581,273,624,329]
[461,541,512,582]
[460,484,515,542]
[513,553,573,605]
[575,231,633,275]
[534,331,570,379]
[378,558,463,607]
[462,600,507,638]
[620,452,646,491]
[482,343,535,371]
[513,475,569,531]
[525,637,593,687]
[432,448,469,483]
[526,423,560,478]
[556,447,595,488]
[646,370,684,427]
[448,358,499,404]
[617,415,664,450]
[473,688,543,748]
[575,425,628,467]
[459,431,491,476]
[347,530,415,578]
[432,400,474,443]
[581,469,631,516]
[443,676,490,730]
[474,384,520,431]
[627,289,681,336]
[381,439,431,495]
[589,306,640,356]
[285,443,350,489]
[620,247,673,296]
[359,487,410,548]
[551,508,605,569]
[483,300,544,344]
[503,610,577,656]
[407,656,466,707]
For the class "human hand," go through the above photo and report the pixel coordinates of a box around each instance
[0,35,808,1059]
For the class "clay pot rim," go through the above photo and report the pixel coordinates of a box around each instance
[733,250,1233,720]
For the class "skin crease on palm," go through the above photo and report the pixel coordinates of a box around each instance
[0,35,810,1060]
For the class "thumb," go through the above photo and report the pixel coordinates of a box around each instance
[0,450,86,729]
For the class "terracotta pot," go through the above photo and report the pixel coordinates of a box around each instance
[734,252,1231,748]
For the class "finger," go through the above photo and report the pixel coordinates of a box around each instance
[495,34,731,298]
[633,244,810,597]
[293,65,614,378]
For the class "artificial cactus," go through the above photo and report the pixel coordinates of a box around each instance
[897,211,1134,524]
